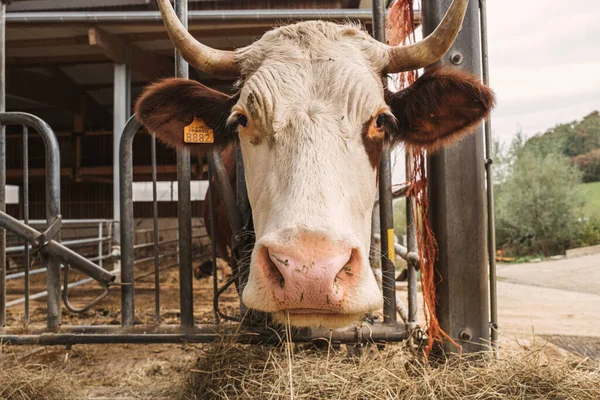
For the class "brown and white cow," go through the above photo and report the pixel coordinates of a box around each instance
[135,0,494,328]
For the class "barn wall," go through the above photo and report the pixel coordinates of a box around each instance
[6,126,208,220]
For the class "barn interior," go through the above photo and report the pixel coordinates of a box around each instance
[5,0,379,220]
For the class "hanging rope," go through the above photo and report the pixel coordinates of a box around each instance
[386,0,460,356]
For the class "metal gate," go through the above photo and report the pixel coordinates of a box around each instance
[0,0,497,352]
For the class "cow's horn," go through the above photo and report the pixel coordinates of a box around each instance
[157,0,239,76]
[385,0,469,73]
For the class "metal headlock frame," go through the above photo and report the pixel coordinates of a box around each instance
[0,0,497,352]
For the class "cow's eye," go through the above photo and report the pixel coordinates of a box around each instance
[237,114,248,128]
[375,113,388,128]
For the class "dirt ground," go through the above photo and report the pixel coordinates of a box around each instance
[1,254,599,399]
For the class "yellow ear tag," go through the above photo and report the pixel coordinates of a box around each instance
[184,117,214,144]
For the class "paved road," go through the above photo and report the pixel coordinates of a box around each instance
[497,254,600,295]
[495,254,600,338]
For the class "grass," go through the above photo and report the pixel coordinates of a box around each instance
[580,181,600,219]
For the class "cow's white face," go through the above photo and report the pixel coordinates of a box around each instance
[234,23,389,327]
[137,0,494,329]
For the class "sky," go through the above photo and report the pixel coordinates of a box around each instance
[486,0,600,143]
[391,0,600,183]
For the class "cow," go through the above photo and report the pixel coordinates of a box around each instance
[135,0,494,329]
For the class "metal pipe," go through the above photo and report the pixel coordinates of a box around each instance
[21,219,112,225]
[479,0,498,357]
[0,112,63,328]
[373,182,412,205]
[0,323,409,345]
[151,132,161,323]
[5,9,382,24]
[6,276,95,308]
[6,232,202,278]
[423,0,490,353]
[175,0,194,329]
[207,148,243,233]
[208,167,219,324]
[7,236,114,255]
[405,149,418,330]
[113,61,130,275]
[23,125,30,324]
[0,211,115,286]
[97,222,103,270]
[133,225,204,234]
[0,1,5,328]
[119,115,142,327]
[373,0,396,325]
[6,236,112,254]
[6,255,112,281]
[133,234,207,250]
[235,145,254,321]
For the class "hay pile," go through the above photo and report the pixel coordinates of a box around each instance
[0,363,78,400]
[183,341,600,400]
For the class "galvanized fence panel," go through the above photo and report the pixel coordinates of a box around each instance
[0,0,453,347]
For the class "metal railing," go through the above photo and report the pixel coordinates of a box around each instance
[3,219,208,312]
[0,0,498,352]
[0,112,116,329]
[0,0,413,347]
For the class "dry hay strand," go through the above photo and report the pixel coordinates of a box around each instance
[182,340,600,400]
[0,363,79,400]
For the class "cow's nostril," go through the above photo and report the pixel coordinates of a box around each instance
[265,250,286,289]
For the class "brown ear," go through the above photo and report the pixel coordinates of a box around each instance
[134,78,237,154]
[387,67,495,152]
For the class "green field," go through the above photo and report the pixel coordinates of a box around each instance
[581,181,600,219]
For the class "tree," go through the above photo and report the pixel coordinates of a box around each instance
[525,111,600,182]
[494,134,584,256]
[573,148,600,182]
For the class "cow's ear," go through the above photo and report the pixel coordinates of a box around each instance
[387,67,495,152]
[135,78,237,154]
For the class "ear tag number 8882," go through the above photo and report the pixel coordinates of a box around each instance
[184,117,214,144]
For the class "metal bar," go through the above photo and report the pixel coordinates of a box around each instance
[208,167,219,324]
[47,236,111,247]
[0,212,115,286]
[207,148,243,233]
[235,144,254,321]
[370,204,379,269]
[405,149,418,330]
[0,1,5,328]
[0,112,63,329]
[97,222,103,270]
[373,0,396,325]
[133,234,207,250]
[6,276,94,308]
[372,233,416,262]
[5,9,386,24]
[23,125,30,324]
[134,225,204,234]
[479,0,498,357]
[133,249,194,265]
[6,256,112,281]
[151,132,160,323]
[0,323,409,345]
[119,115,142,327]
[22,219,112,225]
[175,0,194,329]
[113,62,130,275]
[373,182,412,205]
[423,0,490,353]
[7,0,152,12]
[7,236,113,254]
